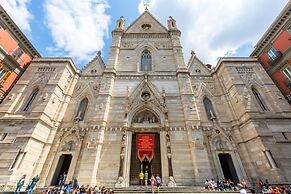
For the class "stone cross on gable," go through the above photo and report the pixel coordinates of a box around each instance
[144,0,150,11]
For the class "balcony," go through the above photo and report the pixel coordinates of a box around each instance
[268,51,283,65]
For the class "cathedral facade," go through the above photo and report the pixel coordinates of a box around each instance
[0,11,291,189]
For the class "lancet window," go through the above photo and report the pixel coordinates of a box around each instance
[75,97,88,121]
[140,50,152,71]
[22,88,39,111]
[251,87,268,111]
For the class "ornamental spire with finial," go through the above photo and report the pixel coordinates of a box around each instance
[144,0,150,11]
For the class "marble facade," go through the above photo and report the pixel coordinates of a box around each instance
[0,10,291,189]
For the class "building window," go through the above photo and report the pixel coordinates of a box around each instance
[267,47,281,60]
[140,50,152,71]
[282,132,288,140]
[282,66,291,82]
[11,47,24,61]
[203,97,216,121]
[75,97,88,121]
[264,150,278,169]
[0,133,7,141]
[22,88,39,112]
[0,66,7,80]
[251,87,268,111]
[10,149,26,170]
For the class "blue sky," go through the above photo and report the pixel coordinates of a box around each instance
[0,0,288,68]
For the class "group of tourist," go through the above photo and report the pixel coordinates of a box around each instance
[13,173,114,194]
[43,184,115,194]
[43,173,114,194]
[139,171,161,193]
[204,178,242,191]
[204,178,291,194]
[14,174,40,194]
[259,179,291,194]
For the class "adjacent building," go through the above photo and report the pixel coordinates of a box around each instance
[0,5,40,103]
[250,2,291,104]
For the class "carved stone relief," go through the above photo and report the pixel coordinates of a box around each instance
[61,140,77,151]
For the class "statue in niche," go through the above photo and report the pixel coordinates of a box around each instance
[215,140,227,151]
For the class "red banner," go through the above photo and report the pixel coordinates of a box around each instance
[137,134,155,162]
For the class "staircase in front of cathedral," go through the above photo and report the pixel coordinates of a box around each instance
[113,186,241,193]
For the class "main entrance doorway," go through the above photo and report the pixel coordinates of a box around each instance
[51,154,72,186]
[130,133,161,185]
[218,153,239,183]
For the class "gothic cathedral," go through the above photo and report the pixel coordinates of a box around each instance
[0,10,291,188]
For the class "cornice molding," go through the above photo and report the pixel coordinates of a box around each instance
[0,5,41,58]
[250,2,291,57]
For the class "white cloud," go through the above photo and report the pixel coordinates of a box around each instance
[44,0,110,62]
[0,0,32,32]
[138,0,288,65]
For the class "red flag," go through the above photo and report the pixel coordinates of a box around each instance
[137,134,155,162]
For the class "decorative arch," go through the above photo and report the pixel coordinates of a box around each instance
[22,88,39,111]
[128,105,164,127]
[135,41,157,72]
[132,109,160,124]
[212,137,232,151]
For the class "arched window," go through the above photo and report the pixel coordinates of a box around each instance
[251,87,268,111]
[22,88,39,111]
[203,97,216,121]
[75,98,88,121]
[140,50,152,71]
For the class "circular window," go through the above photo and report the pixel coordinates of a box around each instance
[141,92,151,101]
[141,23,151,30]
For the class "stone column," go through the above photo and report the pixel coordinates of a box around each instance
[165,130,176,187]
[160,130,169,185]
[125,131,132,187]
[115,130,127,187]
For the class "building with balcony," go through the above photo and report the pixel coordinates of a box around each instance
[0,5,40,103]
[251,2,291,104]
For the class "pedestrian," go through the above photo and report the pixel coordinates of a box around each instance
[241,179,247,189]
[144,171,149,188]
[14,174,26,194]
[156,175,161,193]
[58,174,63,186]
[240,187,247,194]
[64,181,72,193]
[62,172,67,184]
[139,171,144,185]
[72,178,79,193]
[26,175,40,194]
[150,175,156,193]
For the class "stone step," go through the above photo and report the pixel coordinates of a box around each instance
[113,186,242,193]
[0,186,246,194]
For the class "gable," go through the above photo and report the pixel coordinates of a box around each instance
[188,54,211,75]
[125,11,168,34]
[82,53,105,75]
